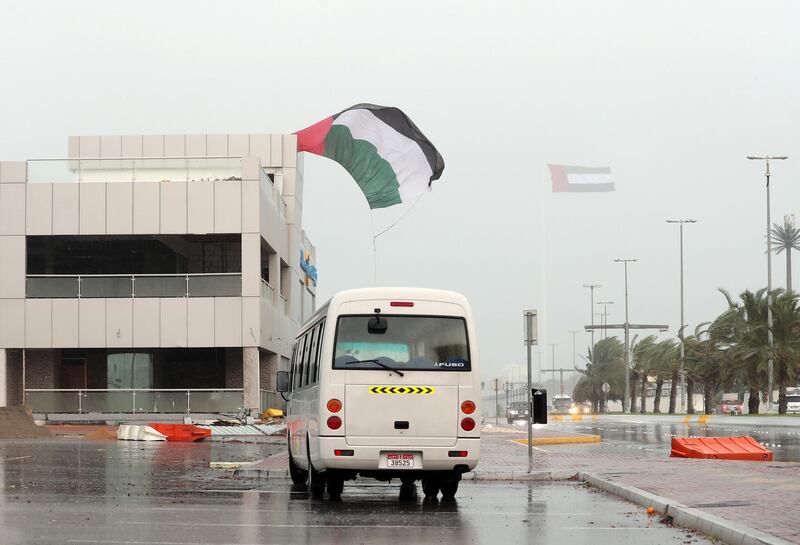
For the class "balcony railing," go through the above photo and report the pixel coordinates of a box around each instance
[26,157,242,184]
[26,273,242,298]
[25,388,244,414]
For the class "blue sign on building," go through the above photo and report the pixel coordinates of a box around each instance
[300,249,318,287]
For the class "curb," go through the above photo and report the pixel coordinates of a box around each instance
[234,467,576,482]
[513,435,601,446]
[578,471,794,545]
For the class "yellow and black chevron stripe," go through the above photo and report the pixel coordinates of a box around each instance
[369,386,435,395]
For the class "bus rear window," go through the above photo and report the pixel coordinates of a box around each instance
[333,315,470,371]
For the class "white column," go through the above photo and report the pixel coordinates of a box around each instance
[0,349,7,407]
[243,347,260,414]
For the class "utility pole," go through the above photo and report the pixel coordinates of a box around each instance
[548,343,557,390]
[614,258,637,413]
[569,330,579,368]
[666,219,697,412]
[747,155,788,411]
[583,284,601,348]
[524,309,537,473]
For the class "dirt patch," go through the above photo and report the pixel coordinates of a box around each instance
[84,427,118,441]
[0,406,52,438]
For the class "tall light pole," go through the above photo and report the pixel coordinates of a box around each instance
[583,284,602,348]
[596,301,614,340]
[569,330,578,369]
[747,155,788,411]
[548,343,557,389]
[614,258,637,413]
[666,219,697,413]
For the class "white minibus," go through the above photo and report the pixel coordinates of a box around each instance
[276,287,481,501]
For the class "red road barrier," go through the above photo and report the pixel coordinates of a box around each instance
[148,423,211,442]
[670,436,773,461]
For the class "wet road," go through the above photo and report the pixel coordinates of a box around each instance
[0,439,714,545]
[557,416,800,461]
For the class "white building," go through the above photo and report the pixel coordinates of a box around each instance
[0,133,317,416]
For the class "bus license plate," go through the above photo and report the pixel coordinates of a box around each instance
[387,453,414,468]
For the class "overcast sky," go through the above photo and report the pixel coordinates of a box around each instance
[2,1,800,386]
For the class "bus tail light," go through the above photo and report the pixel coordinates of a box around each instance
[327,398,342,413]
[327,416,342,430]
[460,417,475,432]
[390,301,414,307]
[461,400,476,414]
[448,450,469,458]
[334,449,354,456]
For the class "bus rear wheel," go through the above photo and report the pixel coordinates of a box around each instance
[288,441,308,485]
[327,475,344,500]
[440,478,460,502]
[421,478,440,499]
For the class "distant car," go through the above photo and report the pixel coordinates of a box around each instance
[507,401,529,424]
[718,399,743,415]
[568,401,592,415]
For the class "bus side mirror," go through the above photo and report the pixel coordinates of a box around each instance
[276,371,290,393]
[532,388,548,425]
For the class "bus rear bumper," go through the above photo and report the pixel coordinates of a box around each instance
[317,436,480,472]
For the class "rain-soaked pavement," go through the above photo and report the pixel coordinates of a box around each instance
[563,416,800,461]
[0,439,715,545]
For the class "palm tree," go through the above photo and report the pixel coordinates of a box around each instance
[574,338,625,413]
[684,321,727,414]
[717,288,770,414]
[631,335,657,413]
[768,290,800,414]
[652,339,678,414]
[771,217,800,293]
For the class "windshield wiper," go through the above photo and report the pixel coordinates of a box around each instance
[344,359,405,377]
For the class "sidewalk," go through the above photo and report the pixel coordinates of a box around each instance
[479,430,800,544]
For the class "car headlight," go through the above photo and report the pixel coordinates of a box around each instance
[568,407,578,414]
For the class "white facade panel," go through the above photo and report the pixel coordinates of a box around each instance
[106,298,133,348]
[132,298,159,348]
[51,299,79,347]
[25,299,52,348]
[160,298,188,347]
[164,135,185,158]
[142,135,164,158]
[242,296,260,347]
[52,184,79,234]
[0,236,25,298]
[228,134,249,158]
[0,183,25,235]
[214,182,241,233]
[160,182,187,234]
[79,298,106,348]
[214,297,242,347]
[78,136,100,159]
[188,297,214,347]
[186,134,206,157]
[0,299,25,347]
[25,183,52,235]
[106,182,133,234]
[121,135,143,158]
[241,181,259,233]
[269,134,283,167]
[79,183,106,234]
[282,134,297,168]
[241,233,260,297]
[206,134,227,157]
[100,135,122,158]
[0,161,26,183]
[132,182,160,234]
[249,134,270,164]
[187,181,214,234]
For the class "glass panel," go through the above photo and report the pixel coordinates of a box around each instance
[81,276,132,297]
[82,391,135,413]
[135,391,189,413]
[107,353,153,389]
[135,276,186,297]
[26,158,242,184]
[261,280,274,301]
[26,277,79,298]
[333,315,471,371]
[188,275,241,297]
[25,391,82,412]
[188,391,243,413]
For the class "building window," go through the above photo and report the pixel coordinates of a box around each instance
[107,352,154,389]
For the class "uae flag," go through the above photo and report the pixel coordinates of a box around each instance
[295,104,445,209]
[549,165,614,193]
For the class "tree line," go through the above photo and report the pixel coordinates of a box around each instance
[573,287,800,414]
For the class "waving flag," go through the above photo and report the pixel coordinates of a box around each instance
[549,164,614,193]
[295,104,445,209]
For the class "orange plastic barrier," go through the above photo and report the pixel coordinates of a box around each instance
[148,423,211,442]
[670,436,772,461]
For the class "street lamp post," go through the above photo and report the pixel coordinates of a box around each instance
[583,284,602,348]
[596,301,614,340]
[747,155,788,411]
[666,219,697,413]
[614,258,637,413]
